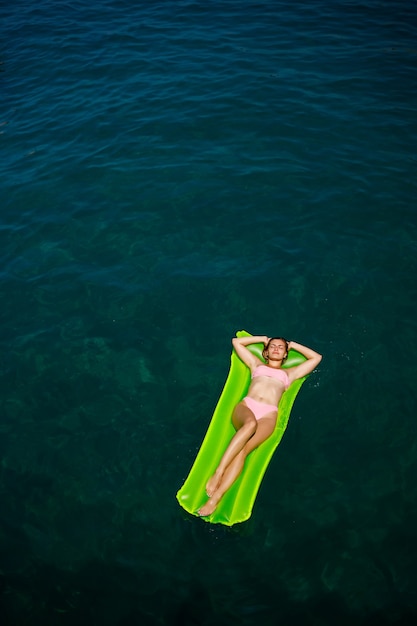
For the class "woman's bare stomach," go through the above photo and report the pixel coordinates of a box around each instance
[246,377,285,406]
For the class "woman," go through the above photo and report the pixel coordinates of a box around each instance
[198,334,322,517]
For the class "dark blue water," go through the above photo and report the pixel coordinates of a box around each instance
[2,0,417,624]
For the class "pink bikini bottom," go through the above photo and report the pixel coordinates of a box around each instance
[243,396,278,421]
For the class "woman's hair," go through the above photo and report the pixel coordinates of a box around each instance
[262,337,289,362]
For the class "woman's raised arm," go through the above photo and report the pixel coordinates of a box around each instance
[232,335,268,370]
[286,340,322,382]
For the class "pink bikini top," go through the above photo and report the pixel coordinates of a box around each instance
[252,364,290,390]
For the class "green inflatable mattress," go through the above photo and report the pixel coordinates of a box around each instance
[176,330,307,526]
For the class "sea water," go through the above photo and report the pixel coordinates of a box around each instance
[1,0,417,624]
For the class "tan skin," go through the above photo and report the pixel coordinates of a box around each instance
[198,335,322,517]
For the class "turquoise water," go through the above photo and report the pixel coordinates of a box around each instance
[2,0,417,623]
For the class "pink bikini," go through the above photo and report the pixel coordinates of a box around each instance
[251,365,290,389]
[243,365,290,421]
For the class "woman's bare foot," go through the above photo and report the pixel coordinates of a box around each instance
[198,497,218,517]
[205,470,223,497]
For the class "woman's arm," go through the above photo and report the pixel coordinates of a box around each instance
[286,341,322,382]
[232,335,268,370]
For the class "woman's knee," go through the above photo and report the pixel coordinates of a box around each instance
[244,418,275,454]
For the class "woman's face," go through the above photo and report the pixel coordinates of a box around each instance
[266,339,287,361]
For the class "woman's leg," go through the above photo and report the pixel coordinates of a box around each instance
[205,401,257,497]
[198,413,277,517]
